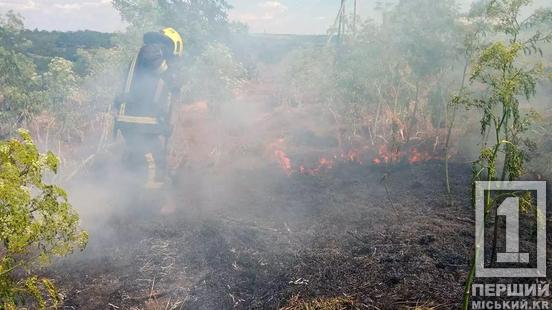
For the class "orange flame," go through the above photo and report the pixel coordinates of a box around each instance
[408,147,433,164]
[269,138,293,175]
[340,149,362,163]
[269,138,439,176]
[372,145,435,165]
[300,157,335,175]
[372,145,402,164]
[274,149,292,175]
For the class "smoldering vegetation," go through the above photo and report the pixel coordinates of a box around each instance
[1,0,552,309]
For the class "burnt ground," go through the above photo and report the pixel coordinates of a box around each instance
[49,160,489,310]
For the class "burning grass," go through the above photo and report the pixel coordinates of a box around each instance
[51,161,477,309]
[47,79,476,309]
[268,135,445,177]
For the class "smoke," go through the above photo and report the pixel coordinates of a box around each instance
[58,24,552,244]
[27,2,550,308]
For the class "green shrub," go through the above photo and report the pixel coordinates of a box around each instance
[0,129,88,309]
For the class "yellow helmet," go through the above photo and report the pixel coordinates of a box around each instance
[160,27,184,57]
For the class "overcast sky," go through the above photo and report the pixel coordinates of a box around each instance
[0,0,549,34]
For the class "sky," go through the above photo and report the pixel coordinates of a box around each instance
[228,0,378,34]
[0,0,125,32]
[0,0,549,34]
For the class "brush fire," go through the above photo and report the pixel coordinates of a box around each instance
[269,137,442,176]
[1,1,551,310]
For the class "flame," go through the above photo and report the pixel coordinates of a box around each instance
[340,149,362,163]
[274,149,292,175]
[300,157,335,175]
[408,147,432,164]
[269,138,439,176]
[371,145,435,165]
[372,145,402,164]
[269,138,293,176]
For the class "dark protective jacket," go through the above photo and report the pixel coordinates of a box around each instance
[115,44,172,136]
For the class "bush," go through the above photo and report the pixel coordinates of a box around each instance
[185,42,246,108]
[0,129,88,309]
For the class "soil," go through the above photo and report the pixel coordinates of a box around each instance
[51,161,484,309]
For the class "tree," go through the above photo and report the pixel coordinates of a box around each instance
[22,29,115,72]
[185,42,246,109]
[386,0,460,79]
[111,0,247,111]
[460,1,552,308]
[43,57,79,111]
[0,129,88,309]
[75,47,127,114]
[280,0,463,154]
[42,57,81,140]
[445,7,488,195]
[0,12,44,137]
[385,0,462,140]
[112,0,233,55]
[0,12,100,143]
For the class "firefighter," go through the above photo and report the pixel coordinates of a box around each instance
[114,28,184,189]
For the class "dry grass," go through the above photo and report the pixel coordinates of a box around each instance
[281,295,362,310]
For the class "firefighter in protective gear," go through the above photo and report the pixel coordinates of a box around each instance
[114,28,183,189]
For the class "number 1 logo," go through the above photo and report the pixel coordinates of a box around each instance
[475,181,547,278]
